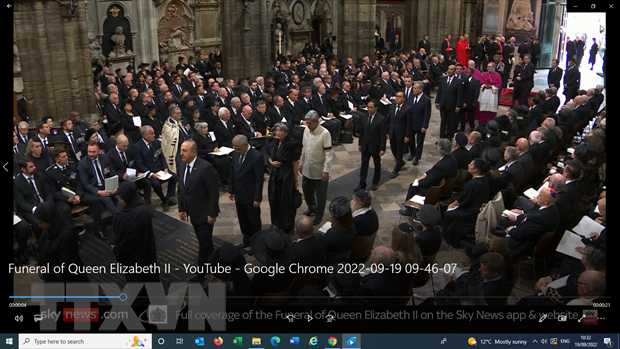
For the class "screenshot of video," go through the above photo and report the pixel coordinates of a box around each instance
[7,0,613,346]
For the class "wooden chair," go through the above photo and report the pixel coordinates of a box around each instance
[255,280,295,306]
[525,231,556,281]
[349,232,377,263]
[439,176,456,201]
[392,273,417,305]
[452,169,470,192]
[412,253,437,290]
[325,251,351,265]
[403,179,444,223]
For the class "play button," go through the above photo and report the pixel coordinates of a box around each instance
[342,334,361,348]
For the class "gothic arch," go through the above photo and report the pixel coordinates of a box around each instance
[311,0,333,20]
[101,2,135,30]
[102,3,134,58]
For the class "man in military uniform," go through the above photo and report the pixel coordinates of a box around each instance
[46,147,107,240]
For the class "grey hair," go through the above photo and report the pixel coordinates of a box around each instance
[84,114,101,126]
[18,121,29,129]
[413,82,424,90]
[107,84,117,93]
[529,131,541,143]
[596,84,604,92]
[438,138,452,156]
[505,146,519,161]
[194,121,208,132]
[304,110,320,122]
[295,215,314,238]
[139,92,149,101]
[233,134,248,146]
[182,139,198,152]
[598,197,606,214]
[561,104,575,112]
[217,107,228,118]
[169,106,181,115]
[230,97,241,106]
[537,127,549,140]
[545,117,556,128]
[373,247,394,267]
[140,125,154,137]
[584,245,606,271]
[549,174,566,192]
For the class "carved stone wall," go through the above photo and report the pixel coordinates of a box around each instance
[15,0,96,121]
[191,0,222,55]
[157,1,195,64]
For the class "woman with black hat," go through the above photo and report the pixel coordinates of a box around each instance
[392,223,423,269]
[486,120,502,148]
[442,158,491,248]
[324,196,357,255]
[185,105,203,131]
[119,100,141,143]
[182,97,198,122]
[415,205,443,257]
[250,229,296,297]
[482,147,503,200]
[35,201,90,283]
[266,122,301,233]
[111,181,159,284]
[206,243,254,306]
[140,105,162,139]
[80,128,106,158]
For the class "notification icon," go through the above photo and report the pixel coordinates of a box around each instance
[468,338,477,346]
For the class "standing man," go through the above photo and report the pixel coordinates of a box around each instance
[419,35,431,55]
[565,37,576,68]
[178,140,220,282]
[228,135,264,250]
[441,35,453,60]
[387,91,412,178]
[463,68,481,131]
[547,59,563,89]
[575,35,586,67]
[356,100,386,191]
[435,64,462,140]
[299,111,333,226]
[516,54,535,107]
[408,82,431,165]
[502,37,516,88]
[563,58,581,103]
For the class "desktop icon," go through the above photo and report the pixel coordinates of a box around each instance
[552,338,558,345]
[309,336,318,346]
[233,337,243,346]
[195,337,204,346]
[290,337,299,345]
[252,338,261,345]
[271,337,281,346]
[468,337,477,346]
[129,336,146,347]
[346,337,357,346]
[328,337,338,346]
[214,337,223,346]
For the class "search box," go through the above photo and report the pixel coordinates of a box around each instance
[18,334,152,349]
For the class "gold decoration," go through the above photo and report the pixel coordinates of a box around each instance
[167,4,180,17]
[109,6,121,17]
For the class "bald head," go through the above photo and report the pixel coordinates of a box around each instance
[578,270,606,298]
[370,246,395,266]
[241,105,253,119]
[537,188,557,207]
[587,88,595,97]
[597,197,606,219]
[516,138,529,153]
[529,131,541,144]
[469,131,481,145]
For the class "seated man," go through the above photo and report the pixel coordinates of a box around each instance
[14,157,54,241]
[527,130,543,164]
[77,142,120,240]
[133,126,178,211]
[500,146,523,203]
[352,190,379,237]
[467,131,483,160]
[515,138,533,172]
[503,188,559,259]
[46,148,106,239]
[360,246,399,305]
[292,215,326,266]
[416,204,442,256]
[107,135,153,206]
[566,270,606,305]
[537,126,553,159]
[400,139,458,216]
[13,200,32,265]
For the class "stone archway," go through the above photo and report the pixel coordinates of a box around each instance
[102,4,134,58]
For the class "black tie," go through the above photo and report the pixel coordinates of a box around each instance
[147,142,152,152]
[42,139,48,149]
[448,77,452,86]
[14,146,19,155]
[121,152,128,166]
[414,96,419,105]
[94,159,105,187]
[396,105,401,115]
[368,114,373,126]
[178,85,182,94]
[28,178,43,203]
[184,163,190,184]
[406,88,411,99]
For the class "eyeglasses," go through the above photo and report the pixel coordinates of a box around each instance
[574,281,590,288]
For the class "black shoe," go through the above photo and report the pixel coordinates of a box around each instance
[312,216,323,226]
[407,155,414,161]
[236,242,250,248]
[167,197,177,206]
[354,185,366,192]
[302,209,315,216]
[412,159,419,166]
[161,201,169,212]
[190,274,205,282]
[94,231,108,240]
[371,184,378,191]
[399,207,414,216]
[390,170,398,179]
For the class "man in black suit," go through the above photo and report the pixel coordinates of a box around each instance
[563,58,580,103]
[170,75,185,101]
[361,246,399,305]
[228,135,264,249]
[527,97,545,133]
[13,131,27,176]
[56,118,82,162]
[565,37,576,67]
[312,84,341,144]
[107,135,152,206]
[293,215,326,266]
[419,35,431,54]
[214,106,236,148]
[501,146,524,199]
[387,91,412,178]
[34,120,53,159]
[375,34,385,51]
[400,139,458,216]
[252,100,270,136]
[515,138,533,172]
[503,188,559,259]
[356,100,386,191]
[537,127,553,159]
[468,131,483,160]
[435,64,462,140]
[527,130,544,165]
[561,162,581,203]
[211,62,223,78]
[547,59,563,89]
[575,35,586,66]
[379,72,395,99]
[103,93,122,127]
[177,139,220,282]
[408,82,431,165]
[133,126,178,211]
[515,54,535,107]
[14,157,54,240]
[77,142,119,237]
[234,105,262,140]
[17,121,33,145]
[463,68,481,131]
[545,88,561,116]
[390,34,402,52]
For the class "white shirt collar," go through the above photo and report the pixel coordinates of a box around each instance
[186,156,197,169]
[539,205,551,210]
[566,179,575,184]
[353,207,372,218]
[294,236,310,243]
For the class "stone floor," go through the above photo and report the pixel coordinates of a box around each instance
[14,66,604,305]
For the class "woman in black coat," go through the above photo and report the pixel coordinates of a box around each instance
[140,105,162,139]
[111,181,159,283]
[193,121,230,187]
[119,100,141,143]
[266,123,301,233]
[324,197,358,254]
[35,201,89,283]
[206,243,254,306]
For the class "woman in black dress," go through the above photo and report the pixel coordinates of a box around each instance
[324,196,358,255]
[140,105,162,138]
[204,101,221,130]
[266,122,301,233]
[35,201,89,283]
[25,139,51,176]
[206,243,254,306]
[482,147,503,201]
[193,122,230,188]
[511,56,525,107]
[589,38,599,70]
[119,100,141,143]
[80,128,106,156]
[185,106,203,131]
[442,158,491,247]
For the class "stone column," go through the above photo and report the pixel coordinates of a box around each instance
[404,0,463,56]
[15,0,96,122]
[221,0,270,81]
[192,0,222,54]
[339,0,375,60]
[134,0,159,64]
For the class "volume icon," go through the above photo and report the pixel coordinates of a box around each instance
[15,315,23,322]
